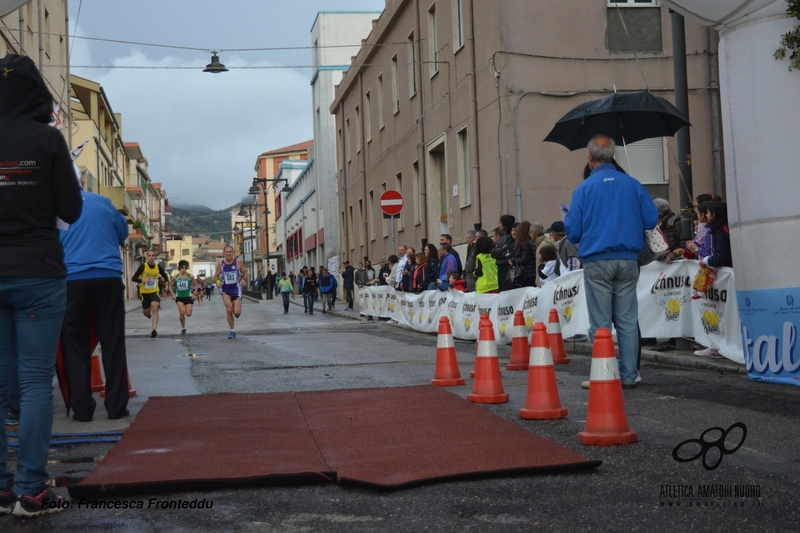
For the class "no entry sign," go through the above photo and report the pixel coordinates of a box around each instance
[379,190,404,216]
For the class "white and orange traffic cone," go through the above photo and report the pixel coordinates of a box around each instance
[518,323,567,419]
[506,310,529,371]
[471,313,491,378]
[578,328,638,445]
[548,308,570,364]
[432,317,465,387]
[468,317,508,404]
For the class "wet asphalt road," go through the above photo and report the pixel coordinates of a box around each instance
[4,296,800,532]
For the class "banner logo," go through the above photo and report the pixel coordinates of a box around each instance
[701,309,720,334]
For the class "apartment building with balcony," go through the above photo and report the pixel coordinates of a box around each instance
[252,140,313,278]
[331,0,721,262]
[1,0,71,138]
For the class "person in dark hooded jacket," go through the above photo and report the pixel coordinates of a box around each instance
[492,215,516,291]
[0,54,83,516]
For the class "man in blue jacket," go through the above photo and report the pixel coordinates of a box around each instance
[564,135,658,389]
[318,267,338,313]
[60,191,130,421]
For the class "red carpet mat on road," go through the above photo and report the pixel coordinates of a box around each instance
[71,386,600,497]
[69,392,334,498]
[296,386,600,489]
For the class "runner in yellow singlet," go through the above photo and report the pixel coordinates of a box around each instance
[131,249,172,338]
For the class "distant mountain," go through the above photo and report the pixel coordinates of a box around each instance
[169,205,233,242]
[170,203,214,213]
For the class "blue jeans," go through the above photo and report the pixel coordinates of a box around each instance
[304,292,316,314]
[582,260,640,384]
[281,291,290,312]
[0,278,67,494]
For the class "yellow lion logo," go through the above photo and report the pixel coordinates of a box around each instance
[464,317,472,330]
[525,315,534,331]
[499,322,508,337]
[427,313,433,323]
[564,306,573,323]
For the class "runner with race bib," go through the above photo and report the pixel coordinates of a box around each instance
[131,249,173,338]
[172,260,196,334]
[214,245,247,339]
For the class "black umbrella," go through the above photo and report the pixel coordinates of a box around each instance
[543,91,690,151]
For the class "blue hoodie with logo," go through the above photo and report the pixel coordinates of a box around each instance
[564,163,658,263]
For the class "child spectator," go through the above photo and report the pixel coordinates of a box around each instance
[700,201,732,269]
[447,270,466,292]
[537,244,561,285]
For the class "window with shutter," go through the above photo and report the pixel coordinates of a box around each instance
[614,138,667,184]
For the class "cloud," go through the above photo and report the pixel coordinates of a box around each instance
[71,39,313,209]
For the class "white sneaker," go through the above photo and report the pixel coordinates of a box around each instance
[694,347,715,356]
[386,319,398,325]
[635,371,642,383]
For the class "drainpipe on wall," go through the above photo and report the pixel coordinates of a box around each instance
[358,72,367,262]
[18,9,24,54]
[414,0,428,241]
[65,0,72,149]
[670,10,694,242]
[707,27,723,198]
[37,0,44,68]
[465,0,482,229]
[512,92,535,222]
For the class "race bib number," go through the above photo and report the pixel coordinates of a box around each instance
[144,278,158,290]
[223,271,238,285]
[177,280,189,291]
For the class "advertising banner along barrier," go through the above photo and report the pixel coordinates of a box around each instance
[359,262,797,385]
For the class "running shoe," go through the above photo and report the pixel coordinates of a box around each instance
[13,488,66,518]
[151,330,158,338]
[709,350,723,358]
[181,328,186,335]
[0,488,17,516]
[228,331,236,339]
[694,347,715,356]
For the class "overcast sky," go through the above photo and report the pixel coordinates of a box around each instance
[68,0,385,210]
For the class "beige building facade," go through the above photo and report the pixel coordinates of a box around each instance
[252,140,313,277]
[1,0,71,140]
[331,0,722,262]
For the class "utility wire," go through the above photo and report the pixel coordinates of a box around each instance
[42,32,419,53]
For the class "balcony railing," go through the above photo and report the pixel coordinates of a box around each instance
[104,186,133,221]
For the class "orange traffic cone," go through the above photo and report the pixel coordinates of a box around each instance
[578,328,638,445]
[548,309,570,364]
[432,317,465,387]
[470,314,491,378]
[506,310,529,370]
[468,317,508,403]
[519,323,567,419]
[90,353,105,392]
[99,369,137,398]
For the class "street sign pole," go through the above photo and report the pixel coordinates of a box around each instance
[379,190,404,260]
